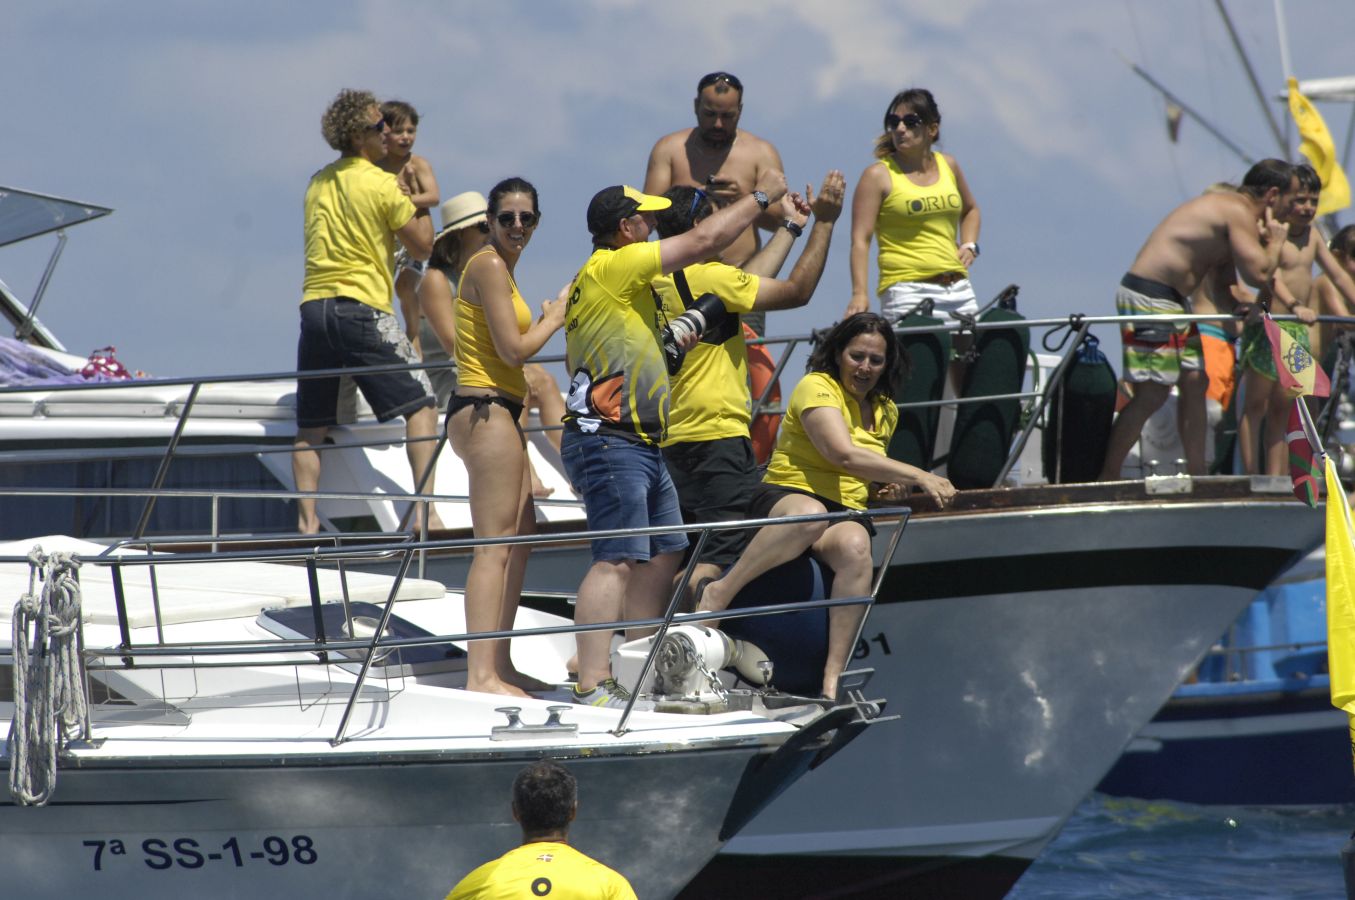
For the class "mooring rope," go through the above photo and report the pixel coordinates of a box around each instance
[8,546,87,806]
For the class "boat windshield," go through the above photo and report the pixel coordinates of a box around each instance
[0,186,112,248]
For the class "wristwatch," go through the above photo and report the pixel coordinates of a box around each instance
[781,219,803,238]
[960,241,980,257]
[752,191,769,211]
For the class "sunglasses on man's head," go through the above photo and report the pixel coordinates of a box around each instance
[495,211,538,228]
[366,116,388,133]
[689,189,708,218]
[698,71,743,93]
[885,112,925,131]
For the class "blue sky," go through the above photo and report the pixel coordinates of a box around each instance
[1,0,1351,379]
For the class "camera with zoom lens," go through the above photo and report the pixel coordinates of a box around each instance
[661,292,727,376]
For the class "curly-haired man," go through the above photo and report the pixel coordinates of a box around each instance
[293,89,440,533]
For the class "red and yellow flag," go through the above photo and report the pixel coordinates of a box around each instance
[1264,313,1331,399]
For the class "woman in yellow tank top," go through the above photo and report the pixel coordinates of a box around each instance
[446,177,567,697]
[844,88,982,330]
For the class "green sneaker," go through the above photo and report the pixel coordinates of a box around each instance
[571,678,651,710]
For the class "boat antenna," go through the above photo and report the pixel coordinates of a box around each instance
[1213,0,1288,157]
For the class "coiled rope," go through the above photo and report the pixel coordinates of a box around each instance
[8,546,87,806]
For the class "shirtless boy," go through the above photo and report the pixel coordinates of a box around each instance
[1098,159,1295,481]
[379,100,441,355]
[1238,164,1355,474]
[643,71,786,335]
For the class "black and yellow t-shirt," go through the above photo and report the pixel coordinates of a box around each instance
[763,371,899,509]
[563,241,669,444]
[652,262,761,446]
[445,841,636,900]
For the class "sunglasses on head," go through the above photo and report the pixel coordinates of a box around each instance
[366,116,388,133]
[885,112,925,131]
[689,189,708,218]
[495,210,538,228]
[698,71,743,93]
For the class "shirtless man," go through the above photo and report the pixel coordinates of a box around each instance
[644,71,786,335]
[1098,159,1296,481]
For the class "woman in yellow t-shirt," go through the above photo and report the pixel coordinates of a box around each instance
[443,177,566,698]
[696,314,956,699]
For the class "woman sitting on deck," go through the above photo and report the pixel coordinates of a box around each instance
[695,313,956,699]
[442,177,567,697]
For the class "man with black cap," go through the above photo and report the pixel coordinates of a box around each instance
[562,171,787,708]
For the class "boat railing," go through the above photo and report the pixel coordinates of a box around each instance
[4,308,1351,540]
[2,505,909,742]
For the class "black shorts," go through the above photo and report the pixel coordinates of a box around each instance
[296,297,433,427]
[748,482,877,537]
[662,436,760,567]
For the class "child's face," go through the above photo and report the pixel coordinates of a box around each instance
[1286,189,1318,230]
[387,119,416,157]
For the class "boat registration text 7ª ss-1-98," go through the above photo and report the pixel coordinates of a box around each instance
[83,835,318,871]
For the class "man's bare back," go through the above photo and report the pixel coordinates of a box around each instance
[1127,191,1283,299]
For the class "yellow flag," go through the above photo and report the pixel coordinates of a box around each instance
[1288,78,1351,216]
[1323,456,1355,772]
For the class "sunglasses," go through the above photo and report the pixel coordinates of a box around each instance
[366,116,388,133]
[698,71,743,93]
[689,189,708,218]
[885,112,925,131]
[495,210,538,228]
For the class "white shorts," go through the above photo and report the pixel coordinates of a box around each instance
[880,278,978,325]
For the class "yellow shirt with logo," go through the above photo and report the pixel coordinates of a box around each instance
[653,261,761,446]
[875,152,966,293]
[563,241,668,444]
[763,371,898,509]
[453,248,532,401]
[302,156,415,315]
[445,841,636,900]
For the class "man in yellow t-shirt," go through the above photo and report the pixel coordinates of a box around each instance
[292,89,438,534]
[561,174,787,708]
[445,760,636,900]
[652,174,845,592]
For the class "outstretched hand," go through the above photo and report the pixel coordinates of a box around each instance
[809,170,846,223]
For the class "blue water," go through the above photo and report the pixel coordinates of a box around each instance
[1009,794,1353,898]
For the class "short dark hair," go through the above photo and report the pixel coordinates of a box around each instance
[512,760,577,834]
[806,313,908,402]
[1240,159,1295,197]
[1294,162,1322,193]
[488,177,540,216]
[1331,224,1355,259]
[697,71,743,98]
[875,87,942,158]
[654,186,713,238]
[380,99,419,128]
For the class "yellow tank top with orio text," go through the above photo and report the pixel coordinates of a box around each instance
[453,248,531,401]
[875,152,966,292]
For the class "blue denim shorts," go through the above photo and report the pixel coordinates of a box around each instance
[561,429,687,563]
[296,297,433,427]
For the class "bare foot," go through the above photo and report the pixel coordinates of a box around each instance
[530,468,555,498]
[465,677,532,698]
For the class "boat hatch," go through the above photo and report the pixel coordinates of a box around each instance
[256,601,467,678]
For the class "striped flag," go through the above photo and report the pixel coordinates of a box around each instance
[1287,401,1322,507]
[1264,313,1330,399]
[1323,456,1355,776]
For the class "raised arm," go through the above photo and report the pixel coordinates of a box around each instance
[800,404,955,507]
[845,163,889,317]
[395,208,434,261]
[1229,204,1286,289]
[464,254,566,367]
[753,141,788,232]
[752,170,847,312]
[948,155,982,268]
[401,156,440,209]
[658,169,787,275]
[742,191,810,278]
